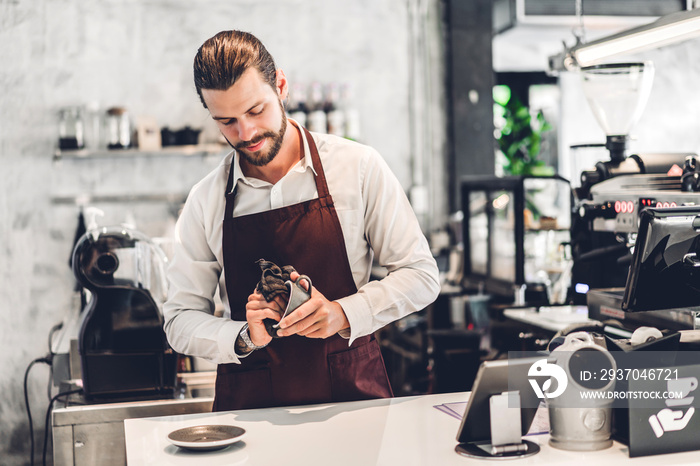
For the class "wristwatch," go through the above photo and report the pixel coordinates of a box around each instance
[239,323,268,351]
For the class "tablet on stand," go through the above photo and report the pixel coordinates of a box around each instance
[455,358,543,459]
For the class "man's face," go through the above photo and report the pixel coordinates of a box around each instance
[202,68,287,167]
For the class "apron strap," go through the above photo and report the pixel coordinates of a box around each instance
[300,125,331,201]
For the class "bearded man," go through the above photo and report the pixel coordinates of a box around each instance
[163,30,440,411]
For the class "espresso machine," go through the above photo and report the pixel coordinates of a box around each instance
[568,61,700,317]
[71,225,177,399]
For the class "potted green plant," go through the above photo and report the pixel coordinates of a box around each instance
[494,86,554,176]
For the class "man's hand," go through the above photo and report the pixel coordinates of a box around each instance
[245,291,285,346]
[276,271,350,338]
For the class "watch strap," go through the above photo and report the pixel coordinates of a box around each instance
[240,323,268,350]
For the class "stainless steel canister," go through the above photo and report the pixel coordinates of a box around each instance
[546,332,616,451]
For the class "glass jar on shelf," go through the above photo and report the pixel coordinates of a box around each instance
[105,107,132,149]
[58,106,85,151]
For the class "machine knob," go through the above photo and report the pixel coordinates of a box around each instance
[580,170,601,187]
[681,155,700,191]
[681,173,699,192]
[578,202,616,220]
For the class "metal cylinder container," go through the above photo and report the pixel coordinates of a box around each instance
[546,331,617,451]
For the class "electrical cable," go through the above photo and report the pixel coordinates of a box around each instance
[43,388,82,466]
[46,323,63,401]
[47,323,63,354]
[47,366,53,401]
[24,356,52,466]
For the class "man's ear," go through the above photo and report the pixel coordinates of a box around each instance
[276,69,289,101]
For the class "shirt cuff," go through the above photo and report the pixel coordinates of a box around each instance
[217,320,246,363]
[335,294,371,345]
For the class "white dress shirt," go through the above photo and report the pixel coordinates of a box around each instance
[163,124,440,364]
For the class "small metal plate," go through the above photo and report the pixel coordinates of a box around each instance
[167,425,246,451]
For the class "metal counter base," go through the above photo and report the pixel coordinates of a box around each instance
[53,396,213,466]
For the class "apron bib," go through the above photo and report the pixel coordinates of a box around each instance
[213,124,393,411]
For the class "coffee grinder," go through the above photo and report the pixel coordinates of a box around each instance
[568,61,699,303]
[576,62,655,196]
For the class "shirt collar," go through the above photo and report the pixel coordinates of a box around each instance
[229,118,317,193]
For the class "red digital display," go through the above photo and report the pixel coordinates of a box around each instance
[614,200,635,214]
[639,198,677,209]
[611,199,678,215]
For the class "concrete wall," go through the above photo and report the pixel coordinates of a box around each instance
[0,1,447,463]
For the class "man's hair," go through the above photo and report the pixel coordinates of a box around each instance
[193,30,277,108]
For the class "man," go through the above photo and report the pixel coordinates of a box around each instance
[163,30,440,411]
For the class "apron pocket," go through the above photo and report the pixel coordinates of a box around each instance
[327,339,393,402]
[213,366,273,411]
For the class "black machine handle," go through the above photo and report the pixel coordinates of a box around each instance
[683,253,700,268]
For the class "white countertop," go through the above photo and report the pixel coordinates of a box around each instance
[124,392,700,465]
[504,305,596,332]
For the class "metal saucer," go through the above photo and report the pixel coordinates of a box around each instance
[167,425,246,451]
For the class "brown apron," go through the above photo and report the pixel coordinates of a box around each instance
[213,124,393,411]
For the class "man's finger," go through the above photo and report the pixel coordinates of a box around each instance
[248,294,285,313]
[248,308,282,323]
[248,292,265,302]
[278,300,316,328]
[247,299,276,311]
[278,310,319,336]
[297,322,326,338]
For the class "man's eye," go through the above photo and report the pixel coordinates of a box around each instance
[250,106,264,116]
[221,119,236,126]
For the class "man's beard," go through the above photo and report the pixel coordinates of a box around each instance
[231,100,287,167]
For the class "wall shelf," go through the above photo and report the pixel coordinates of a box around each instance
[50,192,189,206]
[53,143,228,161]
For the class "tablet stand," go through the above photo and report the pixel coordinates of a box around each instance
[455,391,540,459]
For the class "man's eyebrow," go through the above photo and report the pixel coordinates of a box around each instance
[211,102,265,121]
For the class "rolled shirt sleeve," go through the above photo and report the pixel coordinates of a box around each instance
[335,146,440,345]
[163,159,246,365]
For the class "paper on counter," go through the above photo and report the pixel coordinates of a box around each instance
[433,402,550,435]
[433,402,467,420]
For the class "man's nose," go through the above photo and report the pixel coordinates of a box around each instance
[238,118,257,142]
